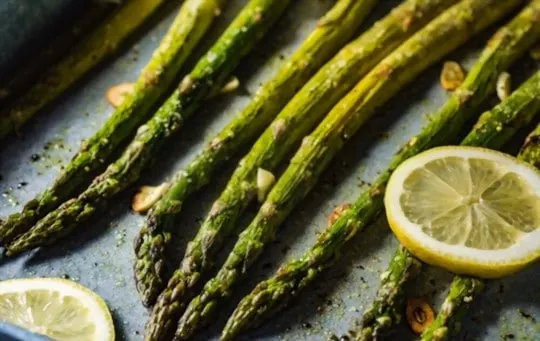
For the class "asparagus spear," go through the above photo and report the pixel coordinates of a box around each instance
[419,70,540,341]
[355,246,423,341]
[145,0,460,336]
[0,0,223,244]
[172,1,526,339]
[518,116,540,169]
[0,0,167,139]
[221,2,540,340]
[135,0,381,309]
[5,0,292,256]
[418,277,485,341]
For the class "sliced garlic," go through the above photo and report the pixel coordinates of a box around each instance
[106,83,135,108]
[496,72,512,101]
[440,61,465,91]
[328,203,352,226]
[132,183,168,213]
[206,76,240,100]
[257,168,276,202]
[219,76,240,94]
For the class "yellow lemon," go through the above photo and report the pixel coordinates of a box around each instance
[385,146,540,278]
[0,278,114,341]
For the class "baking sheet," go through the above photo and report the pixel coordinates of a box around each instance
[1,0,539,340]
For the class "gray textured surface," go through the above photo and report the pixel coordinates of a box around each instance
[1,1,539,340]
[0,0,82,80]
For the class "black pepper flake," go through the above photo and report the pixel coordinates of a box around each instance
[30,154,41,162]
[17,182,28,188]
[503,334,515,340]
[301,322,312,329]
[519,309,535,322]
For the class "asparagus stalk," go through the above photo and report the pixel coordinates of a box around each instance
[419,70,540,341]
[0,0,167,139]
[418,277,485,341]
[0,0,223,244]
[221,2,540,340]
[145,0,460,337]
[5,0,292,256]
[518,115,540,169]
[135,0,381,309]
[355,246,423,341]
[172,1,527,339]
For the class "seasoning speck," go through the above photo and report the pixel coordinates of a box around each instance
[301,322,312,329]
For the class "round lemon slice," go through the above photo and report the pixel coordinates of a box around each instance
[0,278,114,341]
[385,146,540,278]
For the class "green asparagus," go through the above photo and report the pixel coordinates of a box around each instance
[419,70,540,341]
[0,0,167,139]
[5,0,292,256]
[135,0,381,309]
[420,121,540,341]
[518,115,540,169]
[145,0,461,337]
[221,2,540,340]
[172,1,527,339]
[419,277,485,341]
[355,246,423,341]
[0,0,223,244]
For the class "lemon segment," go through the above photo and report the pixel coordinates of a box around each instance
[385,146,540,278]
[0,278,114,341]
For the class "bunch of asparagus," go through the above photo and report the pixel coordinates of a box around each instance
[135,0,380,309]
[3,0,293,257]
[417,74,540,341]
[0,0,224,243]
[0,0,168,140]
[418,81,540,341]
[221,1,540,340]
[144,0,464,339]
[146,0,527,339]
[359,68,540,341]
[357,3,540,339]
[1,0,537,340]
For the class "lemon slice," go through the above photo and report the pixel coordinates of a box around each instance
[0,278,114,341]
[385,146,540,278]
